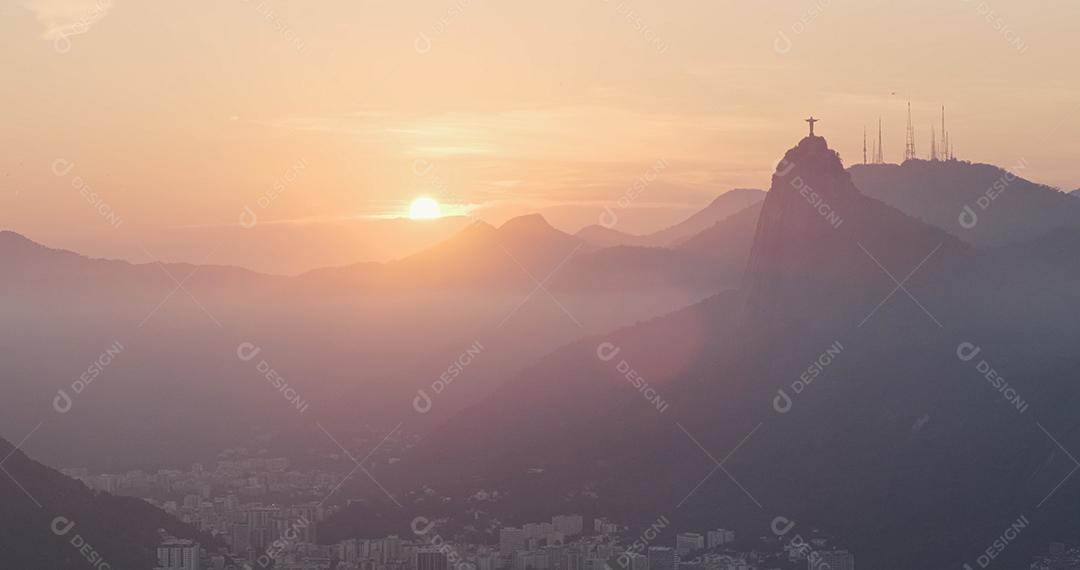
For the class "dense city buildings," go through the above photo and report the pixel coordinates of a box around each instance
[648,546,676,570]
[706,530,735,550]
[418,547,451,570]
[64,455,860,570]
[676,533,704,557]
[812,550,854,570]
[501,527,526,555]
[157,538,201,570]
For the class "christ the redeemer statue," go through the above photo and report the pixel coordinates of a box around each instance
[805,116,819,137]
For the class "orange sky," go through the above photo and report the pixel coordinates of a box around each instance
[1,0,1077,272]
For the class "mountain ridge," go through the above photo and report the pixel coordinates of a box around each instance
[0,436,218,568]
[575,189,765,248]
[352,135,1080,570]
[850,159,1080,246]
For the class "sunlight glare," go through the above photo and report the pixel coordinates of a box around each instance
[409,196,442,220]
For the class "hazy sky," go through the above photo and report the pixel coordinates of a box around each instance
[2,0,1077,270]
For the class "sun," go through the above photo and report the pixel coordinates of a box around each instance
[408,196,442,220]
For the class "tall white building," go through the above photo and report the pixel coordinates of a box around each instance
[384,535,403,562]
[501,527,526,555]
[514,550,549,570]
[524,522,555,539]
[676,533,704,557]
[418,547,450,570]
[552,515,584,536]
[476,549,499,570]
[157,539,200,570]
[648,546,675,570]
[706,529,735,549]
[594,519,618,535]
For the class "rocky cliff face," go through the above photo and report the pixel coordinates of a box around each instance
[740,135,972,329]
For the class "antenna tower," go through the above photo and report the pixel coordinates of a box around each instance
[904,101,917,161]
[863,127,867,164]
[875,118,884,163]
[930,124,938,161]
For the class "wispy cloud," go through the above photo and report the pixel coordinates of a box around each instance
[266,104,776,163]
[261,103,778,216]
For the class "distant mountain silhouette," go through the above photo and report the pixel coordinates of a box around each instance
[297,212,749,297]
[575,189,764,248]
[158,215,474,275]
[299,215,582,291]
[359,135,1080,570]
[0,229,288,288]
[675,201,762,271]
[1070,188,1080,197]
[0,216,728,469]
[554,201,764,294]
[573,224,641,248]
[654,188,765,244]
[850,160,1080,245]
[0,436,214,568]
